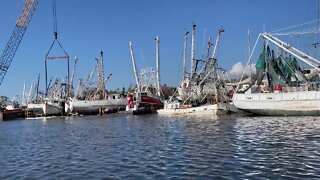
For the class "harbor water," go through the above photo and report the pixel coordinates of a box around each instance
[0,114,320,179]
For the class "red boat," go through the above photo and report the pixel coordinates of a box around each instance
[128,37,163,115]
[127,91,164,115]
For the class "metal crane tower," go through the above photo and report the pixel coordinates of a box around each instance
[0,0,39,86]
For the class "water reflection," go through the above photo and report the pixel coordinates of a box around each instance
[0,115,319,179]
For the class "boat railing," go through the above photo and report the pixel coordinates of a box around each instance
[248,83,320,94]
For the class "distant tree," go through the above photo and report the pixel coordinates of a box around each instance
[240,74,249,81]
[127,85,135,93]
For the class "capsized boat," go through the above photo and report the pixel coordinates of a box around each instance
[233,30,320,116]
[66,50,128,115]
[68,93,127,115]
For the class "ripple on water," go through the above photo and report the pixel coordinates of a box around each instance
[0,115,320,179]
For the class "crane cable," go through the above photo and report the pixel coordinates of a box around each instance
[44,0,70,96]
[45,0,69,58]
[52,0,58,39]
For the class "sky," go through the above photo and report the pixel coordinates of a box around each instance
[0,0,318,99]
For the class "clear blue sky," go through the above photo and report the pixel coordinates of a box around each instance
[0,0,318,99]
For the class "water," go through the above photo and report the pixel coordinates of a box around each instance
[0,114,320,179]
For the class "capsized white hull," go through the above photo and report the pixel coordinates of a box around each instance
[68,98,128,114]
[157,103,240,115]
[27,102,62,116]
[233,91,320,116]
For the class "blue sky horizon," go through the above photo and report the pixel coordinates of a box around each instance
[0,0,318,99]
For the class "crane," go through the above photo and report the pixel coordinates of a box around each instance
[0,0,39,86]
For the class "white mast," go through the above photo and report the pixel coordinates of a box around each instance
[248,29,252,76]
[211,26,225,60]
[190,22,196,77]
[155,36,161,96]
[27,81,34,104]
[99,50,105,93]
[182,29,189,81]
[129,42,141,91]
[69,56,78,97]
[22,80,26,106]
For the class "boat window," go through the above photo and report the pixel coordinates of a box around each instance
[141,92,147,96]
[303,69,311,74]
[113,96,116,99]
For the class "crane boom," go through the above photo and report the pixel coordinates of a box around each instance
[0,0,39,86]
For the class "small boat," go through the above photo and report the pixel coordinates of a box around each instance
[0,103,26,121]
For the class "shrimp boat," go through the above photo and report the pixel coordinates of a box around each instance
[157,23,239,115]
[66,50,127,115]
[68,94,127,114]
[27,100,63,116]
[25,75,66,117]
[233,24,320,116]
[127,37,164,114]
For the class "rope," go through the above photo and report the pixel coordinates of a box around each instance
[270,19,320,33]
[270,28,320,36]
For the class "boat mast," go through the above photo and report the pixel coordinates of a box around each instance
[35,74,40,101]
[155,36,161,96]
[182,29,189,81]
[211,27,224,103]
[190,22,196,78]
[211,27,225,60]
[99,50,105,95]
[28,81,34,104]
[129,42,141,91]
[22,80,26,106]
[69,56,78,97]
[248,29,251,76]
[203,37,212,75]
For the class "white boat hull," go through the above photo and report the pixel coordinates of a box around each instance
[157,103,239,115]
[27,102,62,116]
[233,91,320,116]
[68,98,128,114]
